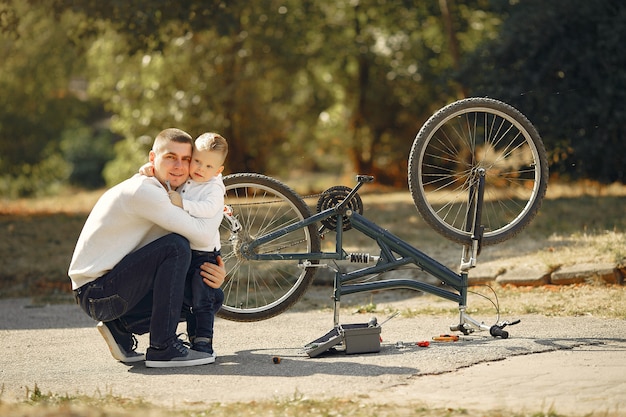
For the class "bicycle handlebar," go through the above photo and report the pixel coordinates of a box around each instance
[489,325,509,339]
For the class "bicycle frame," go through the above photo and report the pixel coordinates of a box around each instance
[234,173,492,334]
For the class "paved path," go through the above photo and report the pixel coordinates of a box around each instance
[1,294,625,416]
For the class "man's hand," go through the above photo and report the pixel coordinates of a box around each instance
[168,190,183,208]
[200,255,226,288]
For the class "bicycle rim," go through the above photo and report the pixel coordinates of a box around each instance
[409,98,548,245]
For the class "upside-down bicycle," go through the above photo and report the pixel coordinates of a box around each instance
[216,97,549,342]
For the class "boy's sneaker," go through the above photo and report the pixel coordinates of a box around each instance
[192,337,217,359]
[97,321,145,363]
[145,339,215,368]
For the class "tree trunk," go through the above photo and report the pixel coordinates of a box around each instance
[439,0,467,98]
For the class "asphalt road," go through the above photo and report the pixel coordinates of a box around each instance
[1,291,625,416]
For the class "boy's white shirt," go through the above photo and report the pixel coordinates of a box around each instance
[179,173,225,252]
[68,175,222,290]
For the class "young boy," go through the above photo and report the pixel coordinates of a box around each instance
[141,132,228,357]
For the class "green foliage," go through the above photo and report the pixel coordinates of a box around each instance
[0,1,106,196]
[80,1,500,184]
[60,125,117,188]
[460,0,626,183]
[83,1,336,177]
[0,147,71,198]
[102,136,152,186]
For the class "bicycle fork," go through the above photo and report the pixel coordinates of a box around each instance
[453,169,518,337]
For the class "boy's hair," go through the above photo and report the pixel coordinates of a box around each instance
[195,132,229,164]
[152,128,193,154]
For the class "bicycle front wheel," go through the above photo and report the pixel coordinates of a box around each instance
[217,173,321,322]
[408,98,548,246]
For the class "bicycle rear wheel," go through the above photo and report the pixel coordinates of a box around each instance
[217,173,321,322]
[408,98,548,246]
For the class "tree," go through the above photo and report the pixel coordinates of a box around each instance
[1,0,506,190]
[460,0,626,183]
[303,0,502,185]
[82,1,333,183]
[23,0,503,186]
[0,1,103,196]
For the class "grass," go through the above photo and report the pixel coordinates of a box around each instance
[1,385,575,417]
[345,284,626,320]
[0,213,86,301]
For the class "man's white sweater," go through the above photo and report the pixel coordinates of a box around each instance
[68,175,222,290]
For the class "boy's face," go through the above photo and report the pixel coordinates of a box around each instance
[149,141,192,189]
[190,149,224,183]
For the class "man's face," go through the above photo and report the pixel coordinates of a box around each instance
[149,141,192,189]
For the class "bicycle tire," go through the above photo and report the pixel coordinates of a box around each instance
[408,97,548,246]
[216,173,321,322]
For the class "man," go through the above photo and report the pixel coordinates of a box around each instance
[69,128,226,368]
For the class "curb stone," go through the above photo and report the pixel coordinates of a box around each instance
[495,266,550,286]
[467,262,624,287]
[466,262,502,286]
[314,261,624,288]
[550,262,620,285]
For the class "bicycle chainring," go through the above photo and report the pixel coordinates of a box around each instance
[316,186,364,231]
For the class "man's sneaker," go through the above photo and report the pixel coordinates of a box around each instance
[97,321,145,363]
[145,339,215,368]
[192,337,217,359]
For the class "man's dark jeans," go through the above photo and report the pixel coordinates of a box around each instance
[183,249,224,339]
[74,233,191,349]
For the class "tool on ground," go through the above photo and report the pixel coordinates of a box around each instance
[378,311,399,327]
[432,334,459,342]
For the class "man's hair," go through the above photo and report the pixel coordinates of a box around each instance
[152,128,193,153]
[195,132,229,164]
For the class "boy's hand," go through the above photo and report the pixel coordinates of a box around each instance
[168,190,183,208]
[200,256,226,289]
[139,162,155,177]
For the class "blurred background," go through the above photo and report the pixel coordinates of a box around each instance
[0,0,624,198]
